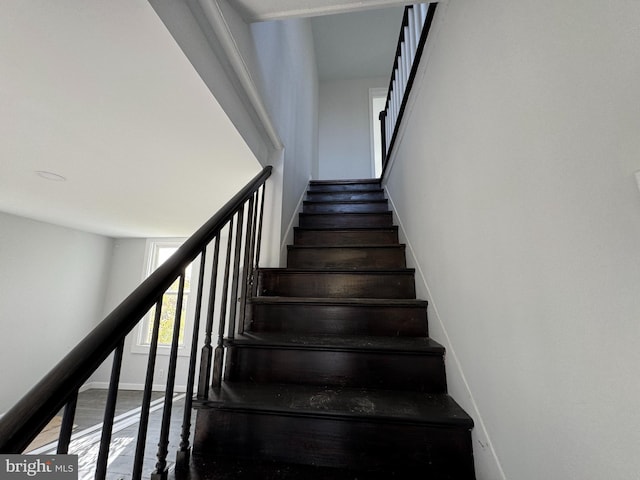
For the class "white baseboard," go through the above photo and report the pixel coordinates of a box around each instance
[384,186,506,480]
[81,381,188,393]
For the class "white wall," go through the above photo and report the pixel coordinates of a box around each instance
[148,3,319,266]
[0,212,113,412]
[384,1,640,479]
[251,19,319,258]
[88,238,192,391]
[147,0,282,266]
[88,230,243,392]
[318,76,387,179]
[148,0,271,166]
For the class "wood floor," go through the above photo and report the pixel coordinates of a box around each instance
[27,389,187,480]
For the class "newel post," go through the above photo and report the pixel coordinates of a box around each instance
[379,110,387,172]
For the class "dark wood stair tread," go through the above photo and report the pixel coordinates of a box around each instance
[286,244,406,269]
[287,244,405,249]
[303,199,388,205]
[293,227,399,246]
[302,201,389,214]
[298,212,393,228]
[250,296,427,307]
[310,179,380,184]
[294,226,398,232]
[306,191,386,202]
[226,333,443,354]
[259,267,415,273]
[299,212,391,218]
[306,187,383,194]
[197,382,473,428]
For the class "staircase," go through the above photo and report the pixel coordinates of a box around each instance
[191,179,475,479]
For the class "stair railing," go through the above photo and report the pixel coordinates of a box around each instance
[0,165,272,480]
[379,2,437,175]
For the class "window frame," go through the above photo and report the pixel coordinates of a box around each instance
[131,238,198,356]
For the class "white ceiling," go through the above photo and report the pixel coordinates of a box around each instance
[0,0,260,238]
[311,6,405,81]
[0,0,406,238]
[232,0,412,22]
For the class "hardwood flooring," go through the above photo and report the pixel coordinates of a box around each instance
[26,389,189,480]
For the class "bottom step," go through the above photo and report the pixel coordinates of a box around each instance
[193,383,474,477]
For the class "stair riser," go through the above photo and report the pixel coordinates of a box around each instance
[194,410,474,475]
[287,247,406,269]
[306,191,385,202]
[299,213,393,228]
[258,271,416,299]
[302,202,389,214]
[294,228,399,245]
[308,183,380,193]
[225,347,446,392]
[249,303,428,336]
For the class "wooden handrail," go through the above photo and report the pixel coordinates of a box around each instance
[0,165,272,454]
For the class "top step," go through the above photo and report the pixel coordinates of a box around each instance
[308,179,381,192]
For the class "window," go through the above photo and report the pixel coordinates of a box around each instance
[133,239,195,353]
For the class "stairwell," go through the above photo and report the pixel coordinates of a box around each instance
[190,179,475,479]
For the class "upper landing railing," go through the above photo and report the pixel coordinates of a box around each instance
[0,166,272,480]
[379,2,437,175]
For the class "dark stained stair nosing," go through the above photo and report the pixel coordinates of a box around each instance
[299,212,392,219]
[306,187,384,195]
[224,333,444,355]
[307,185,383,193]
[249,296,427,306]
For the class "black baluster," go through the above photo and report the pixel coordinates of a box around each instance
[249,190,260,264]
[151,273,186,480]
[95,339,124,480]
[238,195,255,334]
[57,391,77,454]
[253,184,267,274]
[177,249,207,469]
[227,205,245,340]
[212,219,235,389]
[132,298,163,480]
[197,237,220,399]
[245,190,260,301]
